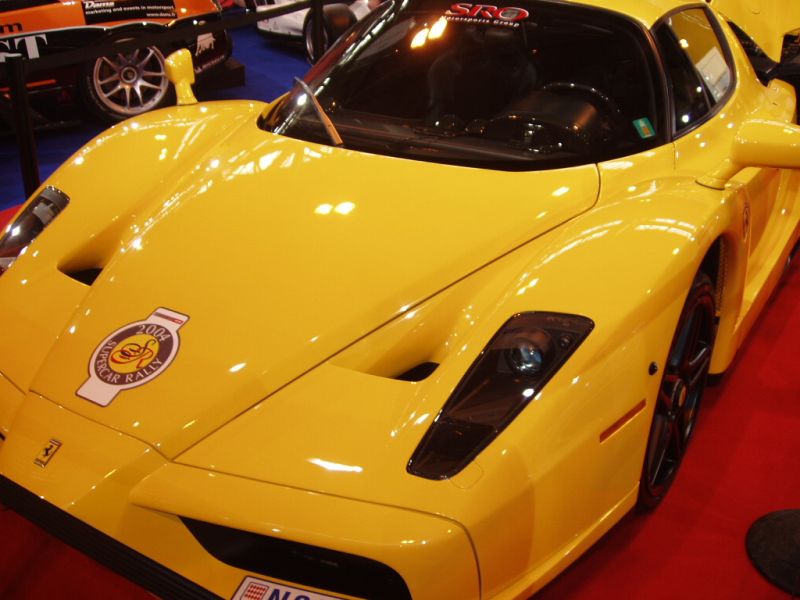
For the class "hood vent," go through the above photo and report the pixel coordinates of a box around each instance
[394,362,439,382]
[62,267,103,286]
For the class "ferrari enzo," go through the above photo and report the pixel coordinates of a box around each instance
[0,0,231,122]
[1,0,799,598]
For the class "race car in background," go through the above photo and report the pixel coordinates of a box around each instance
[252,0,376,61]
[0,0,232,122]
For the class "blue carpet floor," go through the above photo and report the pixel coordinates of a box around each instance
[0,24,307,211]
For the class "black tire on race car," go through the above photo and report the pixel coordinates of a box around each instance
[303,4,358,63]
[80,34,173,123]
[638,271,716,509]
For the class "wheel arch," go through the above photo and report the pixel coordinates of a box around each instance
[702,229,749,375]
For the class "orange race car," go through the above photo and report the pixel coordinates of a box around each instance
[0,0,231,121]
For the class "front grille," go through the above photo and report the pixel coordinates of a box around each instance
[182,517,412,600]
[0,476,220,600]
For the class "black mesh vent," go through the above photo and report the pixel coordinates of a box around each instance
[181,517,411,600]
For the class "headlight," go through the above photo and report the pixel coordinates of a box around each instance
[0,186,70,275]
[407,312,594,480]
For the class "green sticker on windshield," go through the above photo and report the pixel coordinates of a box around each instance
[633,118,656,139]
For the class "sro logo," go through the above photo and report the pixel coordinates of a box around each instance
[446,3,530,21]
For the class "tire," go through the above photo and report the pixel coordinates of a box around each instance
[303,4,357,63]
[80,36,172,123]
[638,272,716,509]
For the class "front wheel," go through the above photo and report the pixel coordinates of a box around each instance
[638,272,716,509]
[81,38,171,123]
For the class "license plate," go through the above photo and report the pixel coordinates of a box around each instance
[231,576,346,600]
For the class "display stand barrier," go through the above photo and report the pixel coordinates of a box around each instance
[311,0,325,62]
[6,54,39,198]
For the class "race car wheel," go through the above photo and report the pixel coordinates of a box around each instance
[638,272,716,509]
[303,4,357,62]
[81,38,171,123]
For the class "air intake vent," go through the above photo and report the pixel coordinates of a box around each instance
[394,361,439,382]
[181,517,411,600]
[63,267,102,285]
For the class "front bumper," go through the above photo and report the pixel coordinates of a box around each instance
[0,391,480,599]
[0,475,219,600]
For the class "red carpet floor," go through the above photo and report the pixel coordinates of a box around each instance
[1,199,798,598]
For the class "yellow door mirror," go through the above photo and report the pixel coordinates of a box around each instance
[732,119,800,169]
[165,49,198,106]
[698,119,800,189]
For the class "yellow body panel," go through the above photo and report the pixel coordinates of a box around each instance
[132,465,481,599]
[1,1,800,599]
[0,111,598,457]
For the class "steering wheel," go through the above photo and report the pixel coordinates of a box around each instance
[541,81,623,117]
[481,114,593,155]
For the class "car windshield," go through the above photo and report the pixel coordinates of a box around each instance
[261,0,662,170]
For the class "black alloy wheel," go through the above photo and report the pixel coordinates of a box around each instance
[638,272,716,509]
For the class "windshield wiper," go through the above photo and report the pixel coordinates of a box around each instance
[293,77,343,147]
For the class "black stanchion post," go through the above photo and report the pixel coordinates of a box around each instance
[312,0,324,62]
[7,54,40,199]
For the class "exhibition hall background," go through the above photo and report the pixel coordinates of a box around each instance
[1,23,800,600]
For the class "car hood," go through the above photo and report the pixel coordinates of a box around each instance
[0,105,599,457]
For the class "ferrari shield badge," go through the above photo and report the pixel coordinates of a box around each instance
[34,439,61,467]
[77,307,189,406]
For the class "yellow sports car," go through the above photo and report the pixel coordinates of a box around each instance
[1,0,799,598]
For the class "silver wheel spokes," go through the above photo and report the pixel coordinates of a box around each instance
[93,45,168,116]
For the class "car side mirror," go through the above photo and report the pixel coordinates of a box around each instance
[165,49,198,106]
[698,119,800,189]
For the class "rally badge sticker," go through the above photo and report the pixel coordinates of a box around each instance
[77,307,189,406]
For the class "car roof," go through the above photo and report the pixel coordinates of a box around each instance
[564,0,698,28]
